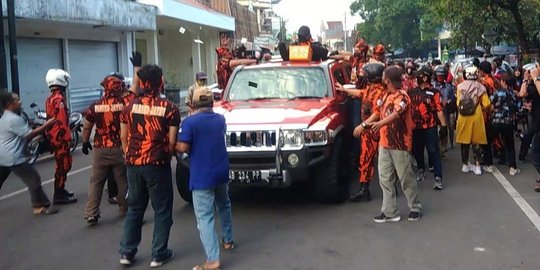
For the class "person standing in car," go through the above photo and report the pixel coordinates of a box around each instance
[185,72,208,113]
[45,69,77,205]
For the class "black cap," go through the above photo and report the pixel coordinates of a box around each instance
[415,65,433,78]
[195,72,208,80]
[298,26,311,42]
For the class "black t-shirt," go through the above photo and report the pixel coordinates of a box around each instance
[526,83,540,132]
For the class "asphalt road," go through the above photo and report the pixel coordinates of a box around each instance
[1,146,540,270]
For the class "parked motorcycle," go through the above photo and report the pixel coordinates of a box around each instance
[26,102,82,165]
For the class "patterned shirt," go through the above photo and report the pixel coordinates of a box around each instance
[216,47,233,90]
[359,83,385,121]
[123,91,137,105]
[490,89,517,125]
[85,95,126,148]
[121,95,181,165]
[375,90,414,151]
[402,76,417,93]
[45,89,71,145]
[409,87,443,130]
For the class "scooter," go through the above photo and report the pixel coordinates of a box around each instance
[26,103,82,165]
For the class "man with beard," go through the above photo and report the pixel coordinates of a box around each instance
[0,91,58,215]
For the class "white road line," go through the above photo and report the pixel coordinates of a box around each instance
[492,167,540,232]
[0,165,92,201]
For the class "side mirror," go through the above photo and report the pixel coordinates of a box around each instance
[30,103,37,108]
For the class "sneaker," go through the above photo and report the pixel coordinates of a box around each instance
[86,216,99,226]
[408,211,421,221]
[373,213,401,223]
[462,164,471,173]
[509,168,521,176]
[108,197,118,205]
[534,185,540,192]
[433,177,444,190]
[428,166,434,172]
[474,165,482,176]
[416,169,425,182]
[150,249,175,268]
[53,189,78,205]
[119,254,135,266]
[482,165,494,173]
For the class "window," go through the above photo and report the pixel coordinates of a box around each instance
[228,67,328,101]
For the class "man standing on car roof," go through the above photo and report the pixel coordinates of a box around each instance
[216,34,257,90]
[45,69,77,205]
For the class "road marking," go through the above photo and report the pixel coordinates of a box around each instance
[35,145,82,163]
[0,165,92,201]
[492,167,540,233]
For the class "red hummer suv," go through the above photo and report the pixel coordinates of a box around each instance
[176,59,354,203]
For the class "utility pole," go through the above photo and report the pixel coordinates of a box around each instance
[0,0,8,90]
[344,12,347,52]
[7,0,18,94]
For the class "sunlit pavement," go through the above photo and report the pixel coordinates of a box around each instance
[1,147,540,270]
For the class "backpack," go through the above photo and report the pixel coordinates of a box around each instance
[458,84,478,116]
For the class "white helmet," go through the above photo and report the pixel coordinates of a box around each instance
[45,69,70,88]
[464,65,478,80]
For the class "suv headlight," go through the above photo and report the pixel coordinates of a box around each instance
[304,130,328,146]
[280,130,303,149]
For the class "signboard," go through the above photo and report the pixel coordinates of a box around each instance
[254,36,277,50]
[507,54,518,67]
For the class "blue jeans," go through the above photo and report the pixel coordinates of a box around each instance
[413,127,443,178]
[119,165,173,261]
[192,183,233,262]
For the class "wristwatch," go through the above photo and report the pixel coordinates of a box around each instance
[361,122,368,128]
[536,76,540,82]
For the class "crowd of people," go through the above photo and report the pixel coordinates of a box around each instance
[1,24,540,269]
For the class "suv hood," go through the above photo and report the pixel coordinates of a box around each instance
[215,99,332,128]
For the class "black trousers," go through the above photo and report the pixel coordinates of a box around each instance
[0,162,50,208]
[492,124,517,168]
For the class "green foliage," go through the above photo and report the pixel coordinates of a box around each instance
[350,0,540,52]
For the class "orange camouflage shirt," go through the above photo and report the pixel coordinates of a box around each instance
[375,89,414,152]
[409,87,443,130]
[45,89,71,145]
[120,96,181,165]
[85,95,126,148]
[359,83,385,121]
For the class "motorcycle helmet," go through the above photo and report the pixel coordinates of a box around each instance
[434,65,447,82]
[109,72,127,89]
[464,65,478,80]
[362,63,385,83]
[46,69,70,88]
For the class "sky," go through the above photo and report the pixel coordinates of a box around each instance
[272,0,363,37]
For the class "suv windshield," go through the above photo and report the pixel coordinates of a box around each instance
[227,67,328,101]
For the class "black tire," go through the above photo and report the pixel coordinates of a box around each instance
[314,136,350,203]
[175,160,193,203]
[70,130,78,153]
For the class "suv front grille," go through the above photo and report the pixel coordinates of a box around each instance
[226,131,277,149]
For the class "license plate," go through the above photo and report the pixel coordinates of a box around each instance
[229,170,262,184]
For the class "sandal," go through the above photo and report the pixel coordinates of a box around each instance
[221,240,235,251]
[192,261,221,270]
[33,207,59,215]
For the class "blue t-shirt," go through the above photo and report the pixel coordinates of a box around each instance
[178,111,229,190]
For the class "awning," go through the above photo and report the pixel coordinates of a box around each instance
[139,0,235,31]
[4,0,157,30]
